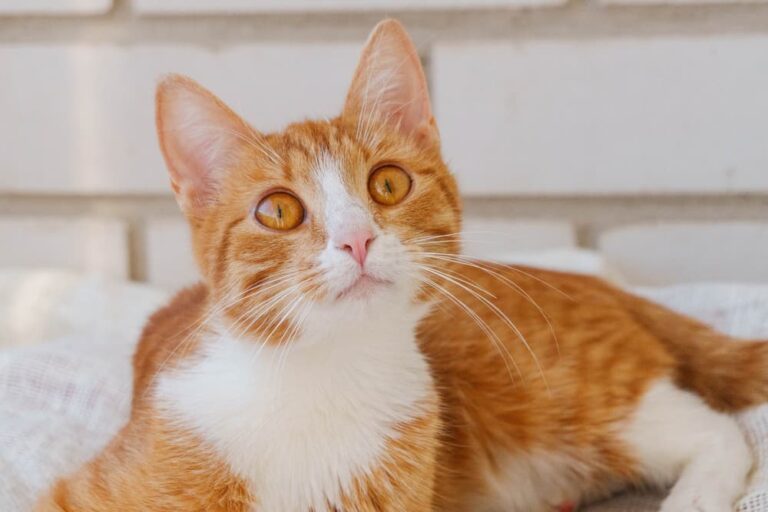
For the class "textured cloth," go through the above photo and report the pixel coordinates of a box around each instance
[0,270,168,510]
[1,271,768,511]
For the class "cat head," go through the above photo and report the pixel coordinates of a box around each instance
[156,20,461,343]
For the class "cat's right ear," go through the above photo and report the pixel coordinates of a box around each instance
[156,74,255,216]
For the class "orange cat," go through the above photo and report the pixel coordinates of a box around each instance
[37,19,767,512]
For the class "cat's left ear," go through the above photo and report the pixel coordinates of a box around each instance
[343,19,439,147]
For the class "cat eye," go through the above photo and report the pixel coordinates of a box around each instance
[368,165,412,206]
[255,191,305,231]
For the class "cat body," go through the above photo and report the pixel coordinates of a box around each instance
[37,19,766,512]
[41,282,439,511]
[424,265,756,511]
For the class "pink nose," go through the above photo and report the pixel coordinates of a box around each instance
[336,230,375,267]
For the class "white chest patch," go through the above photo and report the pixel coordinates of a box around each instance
[154,310,432,511]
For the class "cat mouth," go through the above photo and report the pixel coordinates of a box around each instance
[336,274,392,301]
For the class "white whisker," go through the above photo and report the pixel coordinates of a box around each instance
[415,274,522,385]
[418,264,549,392]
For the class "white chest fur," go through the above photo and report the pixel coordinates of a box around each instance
[154,307,433,511]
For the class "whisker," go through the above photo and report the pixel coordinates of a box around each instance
[417,263,496,299]
[140,278,255,398]
[417,251,571,300]
[418,264,549,392]
[230,279,309,340]
[415,275,522,385]
[264,293,309,393]
[228,283,311,369]
[408,229,558,244]
[416,253,561,357]
[146,269,304,398]
[273,298,314,386]
[264,295,305,345]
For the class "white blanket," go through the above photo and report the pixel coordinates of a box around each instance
[1,270,767,511]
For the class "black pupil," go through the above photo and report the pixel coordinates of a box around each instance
[384,178,393,194]
[276,203,283,219]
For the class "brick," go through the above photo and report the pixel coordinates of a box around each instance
[432,37,768,195]
[0,44,359,194]
[597,222,768,285]
[605,0,764,4]
[144,217,199,290]
[458,219,613,276]
[460,218,576,260]
[0,0,111,15]
[0,217,128,279]
[134,0,563,14]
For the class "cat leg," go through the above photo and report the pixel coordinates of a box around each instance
[621,379,752,512]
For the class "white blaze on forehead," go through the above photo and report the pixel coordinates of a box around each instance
[314,153,372,236]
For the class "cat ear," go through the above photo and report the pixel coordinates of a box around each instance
[343,19,438,146]
[156,74,256,216]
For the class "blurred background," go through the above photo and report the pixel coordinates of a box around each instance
[1,0,768,290]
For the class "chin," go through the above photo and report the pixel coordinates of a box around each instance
[322,275,412,313]
[336,276,392,302]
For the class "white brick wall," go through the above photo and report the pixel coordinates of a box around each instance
[0,217,128,279]
[144,217,198,290]
[460,218,576,259]
[598,222,768,285]
[133,0,563,14]
[433,37,768,195]
[0,44,358,194]
[0,0,112,15]
[604,0,766,4]
[1,1,767,287]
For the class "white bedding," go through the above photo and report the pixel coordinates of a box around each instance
[1,269,767,511]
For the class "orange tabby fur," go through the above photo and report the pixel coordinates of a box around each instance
[37,19,768,512]
[420,264,768,509]
[38,283,440,512]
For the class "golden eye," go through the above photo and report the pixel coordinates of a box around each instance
[255,191,305,231]
[368,165,412,206]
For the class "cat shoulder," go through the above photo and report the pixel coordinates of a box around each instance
[132,282,210,397]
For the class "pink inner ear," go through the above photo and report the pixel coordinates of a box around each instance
[382,56,432,136]
[156,76,253,214]
[343,20,436,143]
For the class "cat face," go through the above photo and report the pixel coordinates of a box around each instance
[156,20,460,344]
